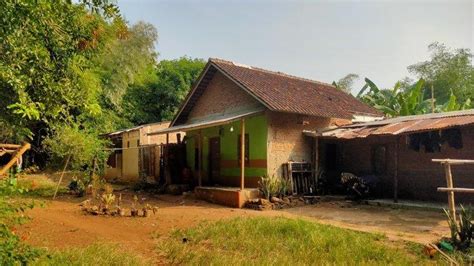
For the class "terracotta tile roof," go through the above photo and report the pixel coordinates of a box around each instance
[209,58,382,119]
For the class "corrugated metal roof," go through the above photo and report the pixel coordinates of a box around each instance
[103,121,171,137]
[148,109,264,136]
[317,110,474,139]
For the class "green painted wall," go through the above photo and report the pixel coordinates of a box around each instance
[185,114,267,186]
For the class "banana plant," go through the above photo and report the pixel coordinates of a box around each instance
[357,78,471,117]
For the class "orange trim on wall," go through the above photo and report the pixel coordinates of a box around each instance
[220,159,267,168]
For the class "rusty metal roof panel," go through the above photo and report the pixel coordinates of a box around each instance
[318,111,474,139]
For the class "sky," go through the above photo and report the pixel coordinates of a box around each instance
[116,0,473,93]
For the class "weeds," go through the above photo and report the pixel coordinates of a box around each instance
[0,170,43,265]
[159,217,437,265]
[33,243,148,266]
[444,205,473,251]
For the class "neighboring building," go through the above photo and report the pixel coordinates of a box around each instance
[310,110,474,203]
[149,58,381,206]
[104,122,182,183]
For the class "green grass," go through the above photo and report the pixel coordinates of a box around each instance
[33,243,148,266]
[17,175,67,198]
[159,217,439,265]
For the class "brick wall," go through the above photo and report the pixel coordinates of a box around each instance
[324,125,474,203]
[187,71,262,121]
[267,111,350,178]
[140,122,182,145]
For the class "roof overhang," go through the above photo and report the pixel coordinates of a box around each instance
[148,109,264,136]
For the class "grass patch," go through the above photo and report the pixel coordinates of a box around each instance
[159,217,438,265]
[33,243,148,266]
[17,175,67,198]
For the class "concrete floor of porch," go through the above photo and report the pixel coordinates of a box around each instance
[195,186,260,208]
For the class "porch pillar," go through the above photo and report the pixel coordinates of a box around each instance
[393,136,399,203]
[240,118,245,190]
[165,133,171,184]
[198,130,202,187]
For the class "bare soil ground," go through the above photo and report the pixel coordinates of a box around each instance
[17,184,449,263]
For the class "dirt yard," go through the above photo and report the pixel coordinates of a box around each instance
[18,191,450,263]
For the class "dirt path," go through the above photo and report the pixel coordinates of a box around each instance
[18,193,285,262]
[18,193,449,263]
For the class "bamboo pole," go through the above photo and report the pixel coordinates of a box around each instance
[240,118,245,190]
[0,143,31,177]
[53,154,71,199]
[444,162,456,221]
[437,187,474,193]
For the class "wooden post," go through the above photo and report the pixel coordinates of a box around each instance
[314,137,319,181]
[53,153,71,199]
[240,118,245,190]
[198,130,202,187]
[444,162,456,220]
[393,137,399,203]
[0,143,31,177]
[165,133,171,184]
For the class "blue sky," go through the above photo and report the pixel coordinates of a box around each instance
[117,0,473,93]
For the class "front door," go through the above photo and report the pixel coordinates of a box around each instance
[208,137,220,184]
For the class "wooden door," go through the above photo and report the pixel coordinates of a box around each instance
[208,137,220,184]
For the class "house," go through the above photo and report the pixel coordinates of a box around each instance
[148,58,381,207]
[104,121,182,183]
[308,109,474,203]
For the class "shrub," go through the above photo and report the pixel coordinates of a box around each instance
[0,171,43,265]
[258,175,291,199]
[444,205,473,251]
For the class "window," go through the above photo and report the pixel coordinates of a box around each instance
[372,145,387,175]
[237,134,250,166]
[107,152,117,168]
[137,139,140,147]
[127,141,130,148]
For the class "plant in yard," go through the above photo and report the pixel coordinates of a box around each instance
[131,195,139,217]
[258,175,279,200]
[0,170,42,265]
[444,205,473,251]
[100,184,116,214]
[278,178,292,197]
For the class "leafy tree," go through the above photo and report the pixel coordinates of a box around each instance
[408,42,474,104]
[122,57,206,124]
[0,0,157,168]
[332,73,359,94]
[358,78,471,117]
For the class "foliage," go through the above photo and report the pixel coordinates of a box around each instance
[33,243,148,266]
[0,171,43,265]
[408,42,474,104]
[444,205,473,251]
[0,0,157,167]
[42,125,110,172]
[159,217,435,265]
[122,57,206,124]
[258,175,291,199]
[356,43,473,117]
[358,77,471,117]
[332,73,359,94]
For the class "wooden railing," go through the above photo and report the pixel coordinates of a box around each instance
[433,159,474,222]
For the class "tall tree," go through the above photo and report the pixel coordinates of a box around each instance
[332,73,359,94]
[408,42,474,104]
[122,57,206,124]
[0,0,157,168]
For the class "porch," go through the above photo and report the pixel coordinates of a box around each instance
[148,109,265,207]
[195,186,260,208]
